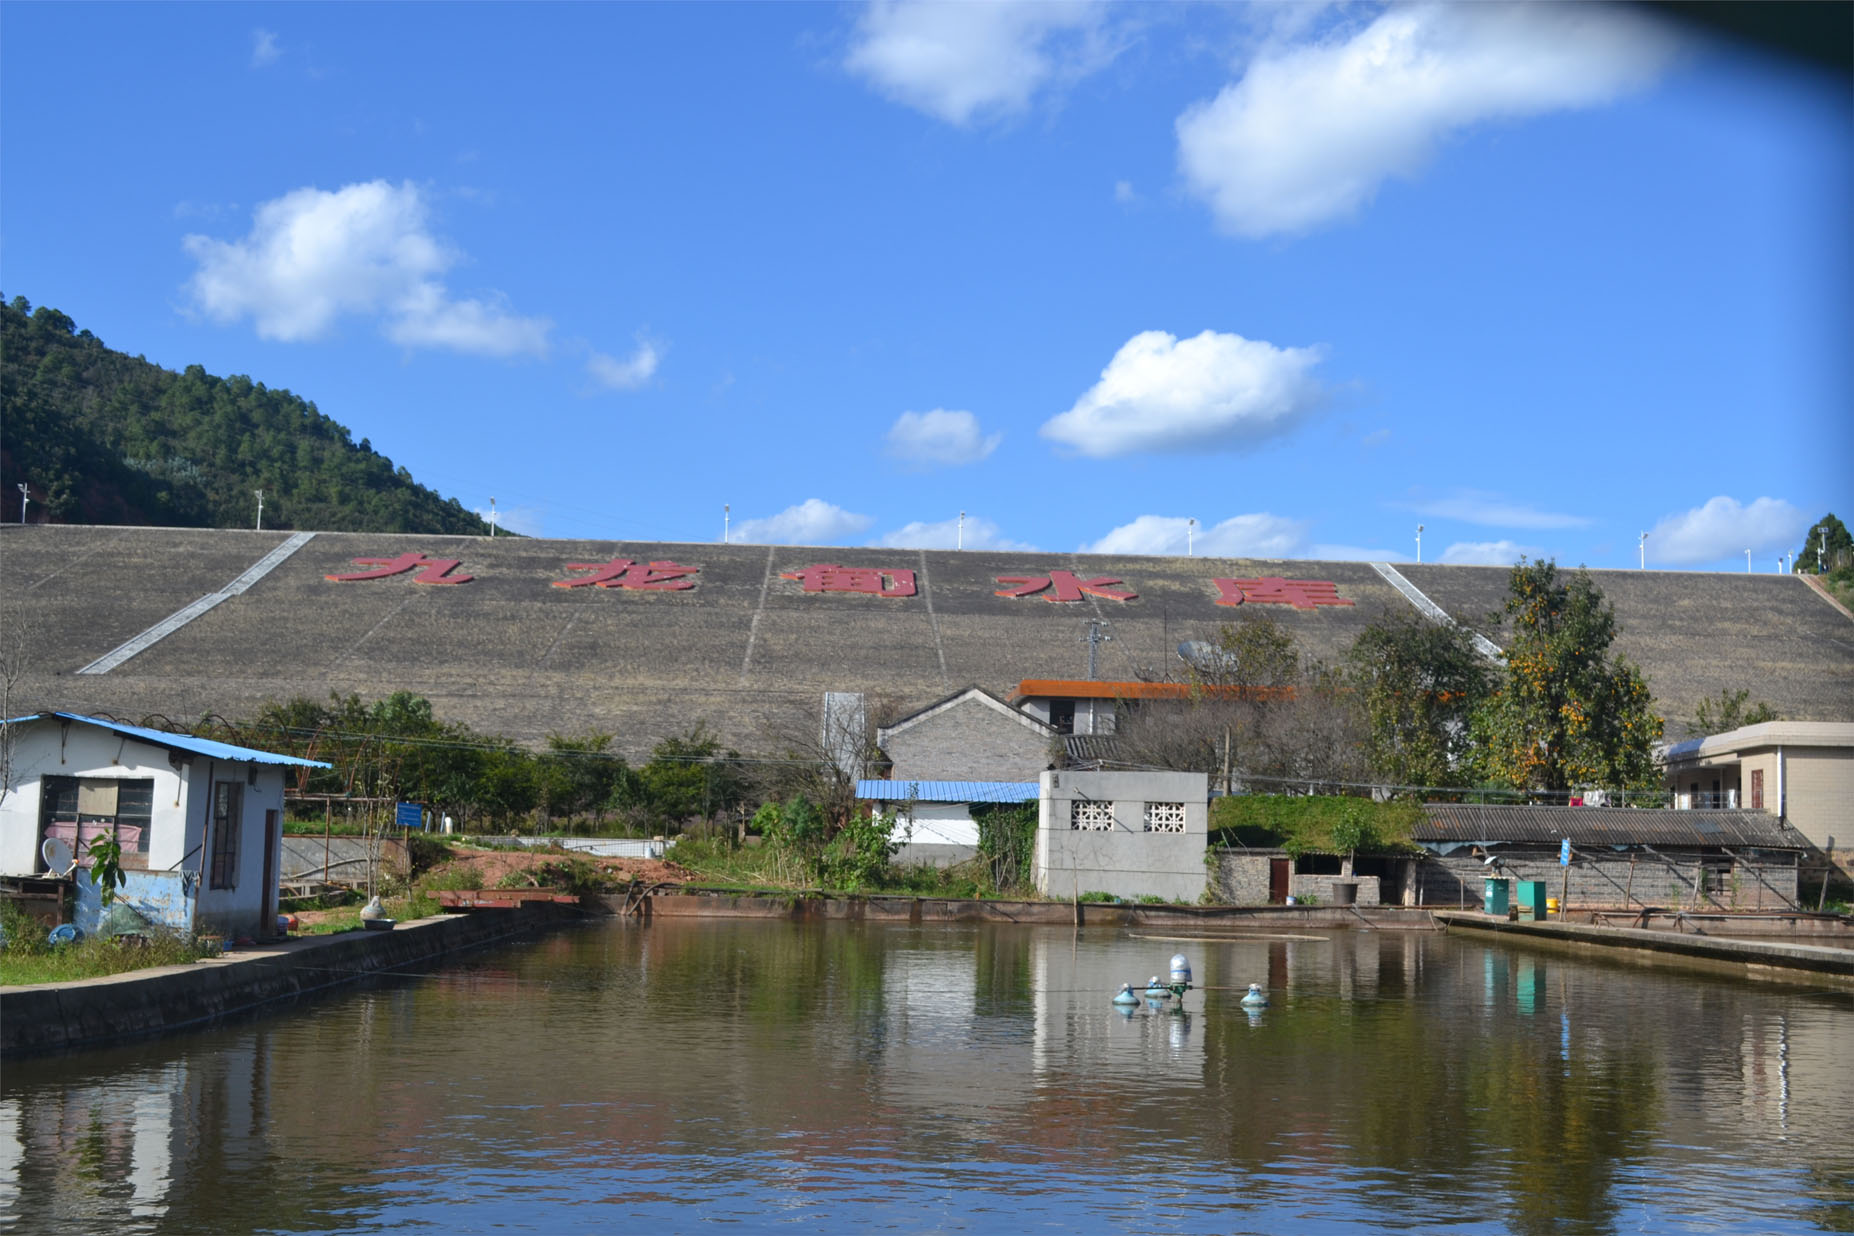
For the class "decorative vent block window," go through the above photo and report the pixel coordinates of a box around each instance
[1143,802,1187,833]
[1070,800,1115,831]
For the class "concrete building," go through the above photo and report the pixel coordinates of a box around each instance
[1662,721,1854,876]
[855,779,1038,867]
[876,686,1056,783]
[0,712,329,940]
[1033,770,1209,903]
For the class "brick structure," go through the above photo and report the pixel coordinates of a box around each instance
[877,687,1056,783]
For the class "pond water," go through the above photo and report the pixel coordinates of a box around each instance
[2,920,1850,1235]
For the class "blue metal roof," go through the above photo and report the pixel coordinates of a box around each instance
[5,712,331,768]
[857,779,1039,803]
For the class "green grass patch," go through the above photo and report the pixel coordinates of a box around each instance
[1210,795,1424,856]
[1,902,212,986]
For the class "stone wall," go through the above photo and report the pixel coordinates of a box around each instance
[1212,852,1275,905]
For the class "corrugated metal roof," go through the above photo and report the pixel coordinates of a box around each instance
[857,780,1039,803]
[5,712,331,769]
[1417,803,1801,849]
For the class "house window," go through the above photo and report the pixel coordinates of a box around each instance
[1750,769,1764,810]
[1048,700,1076,735]
[1143,802,1187,833]
[1070,800,1115,830]
[38,775,155,860]
[209,781,243,890]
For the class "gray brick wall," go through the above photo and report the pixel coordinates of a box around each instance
[1211,852,1274,904]
[883,697,1055,782]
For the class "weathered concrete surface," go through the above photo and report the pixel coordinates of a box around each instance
[623,888,1438,931]
[10,525,1845,756]
[1434,910,1854,983]
[1,904,580,1058]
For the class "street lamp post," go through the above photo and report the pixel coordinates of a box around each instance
[1416,524,1424,565]
[723,503,730,544]
[16,482,28,525]
[958,510,965,550]
[489,498,498,537]
[255,489,264,531]
[1639,531,1648,570]
[1187,517,1196,557]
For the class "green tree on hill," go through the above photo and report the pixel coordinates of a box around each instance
[1798,513,1851,574]
[1,295,491,533]
[1347,611,1492,788]
[1470,560,1663,794]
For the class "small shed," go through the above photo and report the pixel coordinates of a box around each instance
[1412,803,1808,912]
[0,712,330,940]
[856,779,1039,867]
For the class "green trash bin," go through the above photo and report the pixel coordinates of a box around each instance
[1483,877,1511,917]
[1515,880,1548,921]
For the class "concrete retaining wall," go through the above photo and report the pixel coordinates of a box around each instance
[280,836,409,884]
[1435,911,1854,983]
[1,905,578,1058]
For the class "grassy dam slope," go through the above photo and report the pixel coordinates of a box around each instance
[4,525,1849,756]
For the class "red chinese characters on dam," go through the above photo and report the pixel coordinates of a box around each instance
[552,559,698,590]
[995,570,1138,603]
[780,564,917,597]
[1213,577,1354,611]
[325,553,474,585]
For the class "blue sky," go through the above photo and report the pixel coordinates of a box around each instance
[3,2,1847,571]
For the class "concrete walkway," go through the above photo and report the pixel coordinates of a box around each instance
[1434,910,1854,982]
[2,906,580,1058]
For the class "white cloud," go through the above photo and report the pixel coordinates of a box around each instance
[251,29,280,68]
[1083,513,1309,558]
[183,180,551,359]
[1440,539,1537,566]
[1406,489,1591,529]
[587,339,662,391]
[876,515,1035,551]
[732,499,873,546]
[884,409,1000,467]
[845,0,1116,125]
[1647,496,1807,567]
[1176,4,1678,237]
[1041,329,1325,457]
[1114,179,1137,204]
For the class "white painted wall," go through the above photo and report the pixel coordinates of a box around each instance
[1034,770,1208,902]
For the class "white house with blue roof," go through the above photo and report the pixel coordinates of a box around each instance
[856,779,1040,867]
[1,712,329,941]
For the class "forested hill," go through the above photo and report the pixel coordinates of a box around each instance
[0,295,491,534]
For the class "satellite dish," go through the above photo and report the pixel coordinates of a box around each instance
[1177,641,1241,674]
[41,837,76,876]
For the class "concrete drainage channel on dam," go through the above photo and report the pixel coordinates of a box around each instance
[4,904,1852,1235]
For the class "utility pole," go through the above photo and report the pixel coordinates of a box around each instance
[489,498,497,537]
[255,489,263,531]
[957,510,965,550]
[1639,531,1647,570]
[1081,618,1112,680]
[15,482,27,525]
[1415,524,1424,564]
[1187,518,1196,556]
[723,503,730,544]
